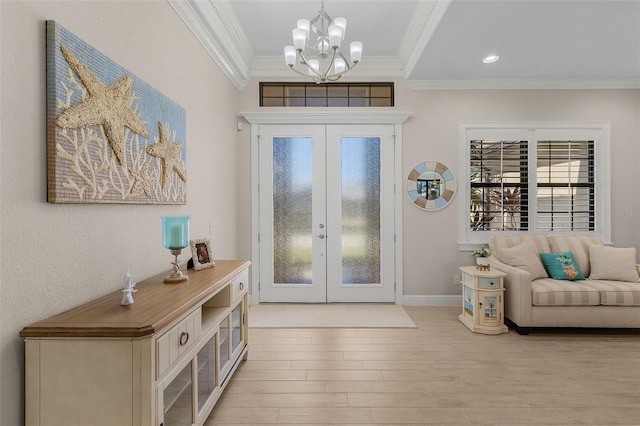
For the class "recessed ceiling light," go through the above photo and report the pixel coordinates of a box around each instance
[483,55,500,64]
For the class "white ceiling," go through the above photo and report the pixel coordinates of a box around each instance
[170,0,640,90]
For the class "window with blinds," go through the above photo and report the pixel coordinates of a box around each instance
[468,139,596,234]
[536,140,595,232]
[460,122,609,245]
[470,140,529,232]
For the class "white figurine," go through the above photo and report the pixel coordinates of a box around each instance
[121,267,137,306]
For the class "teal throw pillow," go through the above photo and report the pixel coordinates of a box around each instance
[540,251,585,281]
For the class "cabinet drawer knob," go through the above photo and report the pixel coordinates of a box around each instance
[239,282,244,291]
[179,331,189,346]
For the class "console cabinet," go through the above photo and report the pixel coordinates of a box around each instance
[20,260,250,426]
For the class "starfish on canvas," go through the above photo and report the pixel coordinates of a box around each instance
[55,45,150,166]
[146,122,186,189]
[128,161,156,198]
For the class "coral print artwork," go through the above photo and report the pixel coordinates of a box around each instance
[46,21,187,204]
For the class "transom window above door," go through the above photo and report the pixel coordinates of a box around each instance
[260,82,394,107]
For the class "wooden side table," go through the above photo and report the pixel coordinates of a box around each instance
[458,265,508,335]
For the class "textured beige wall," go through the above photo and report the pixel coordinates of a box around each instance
[398,87,640,297]
[0,1,242,424]
[238,78,640,299]
[2,1,639,424]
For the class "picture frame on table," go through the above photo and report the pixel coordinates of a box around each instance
[190,238,215,270]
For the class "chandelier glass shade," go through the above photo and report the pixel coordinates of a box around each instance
[284,1,362,83]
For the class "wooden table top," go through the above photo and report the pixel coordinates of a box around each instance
[20,260,250,339]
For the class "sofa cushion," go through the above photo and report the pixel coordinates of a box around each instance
[588,245,640,283]
[547,235,603,278]
[489,235,551,263]
[531,278,600,306]
[581,280,640,306]
[540,251,585,280]
[496,241,548,280]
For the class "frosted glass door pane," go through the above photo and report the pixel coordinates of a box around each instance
[259,125,327,303]
[273,137,313,284]
[341,137,381,284]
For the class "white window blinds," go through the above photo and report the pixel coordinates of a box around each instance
[469,140,529,232]
[460,122,609,246]
[536,140,595,232]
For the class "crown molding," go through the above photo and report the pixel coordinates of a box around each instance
[168,0,253,90]
[400,0,451,79]
[406,78,640,90]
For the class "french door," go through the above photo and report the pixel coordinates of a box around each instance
[258,124,395,303]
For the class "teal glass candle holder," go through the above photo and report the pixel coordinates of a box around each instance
[161,215,190,283]
[162,215,190,250]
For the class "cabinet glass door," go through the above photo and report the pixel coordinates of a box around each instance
[162,361,193,426]
[231,301,243,356]
[219,317,230,376]
[196,334,217,415]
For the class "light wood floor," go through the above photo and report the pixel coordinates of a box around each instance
[205,306,640,425]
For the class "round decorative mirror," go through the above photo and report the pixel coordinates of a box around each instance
[406,161,456,211]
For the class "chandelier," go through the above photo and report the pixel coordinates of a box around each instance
[284,1,363,84]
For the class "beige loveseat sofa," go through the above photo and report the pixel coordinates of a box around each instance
[488,235,640,333]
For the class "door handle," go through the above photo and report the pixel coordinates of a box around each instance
[317,234,325,239]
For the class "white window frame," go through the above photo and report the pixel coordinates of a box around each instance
[458,121,611,250]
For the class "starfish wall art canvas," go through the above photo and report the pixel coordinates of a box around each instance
[46,21,187,204]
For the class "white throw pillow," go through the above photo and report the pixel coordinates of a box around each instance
[497,241,548,280]
[588,245,640,282]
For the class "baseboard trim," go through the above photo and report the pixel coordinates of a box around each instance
[403,295,461,306]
